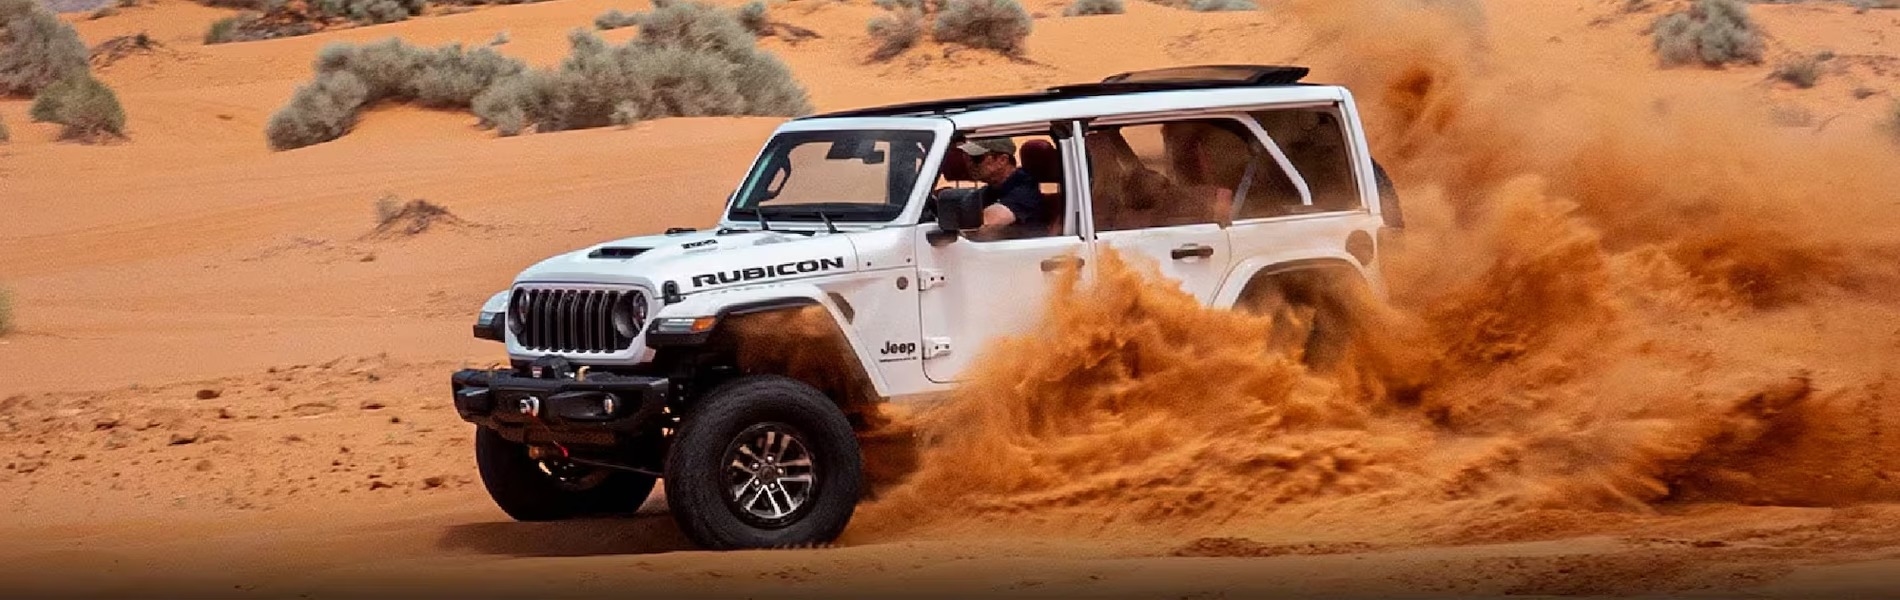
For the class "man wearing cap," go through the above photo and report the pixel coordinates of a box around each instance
[959,137,1046,238]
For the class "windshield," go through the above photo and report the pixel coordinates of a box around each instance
[727,129,936,224]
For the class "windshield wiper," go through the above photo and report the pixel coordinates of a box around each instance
[817,210,840,234]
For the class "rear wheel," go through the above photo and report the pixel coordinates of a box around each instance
[1237,269,1366,372]
[665,375,862,550]
[474,427,656,521]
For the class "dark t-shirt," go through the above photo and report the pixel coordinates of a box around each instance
[983,169,1046,233]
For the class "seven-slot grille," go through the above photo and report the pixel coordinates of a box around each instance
[513,288,640,354]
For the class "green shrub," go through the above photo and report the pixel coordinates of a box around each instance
[1062,0,1121,16]
[1186,0,1251,10]
[867,9,922,60]
[30,74,127,141]
[1652,0,1763,67]
[737,0,768,35]
[0,0,91,97]
[595,8,643,30]
[267,39,527,150]
[1771,54,1822,88]
[932,0,1030,56]
[205,15,246,44]
[475,5,810,135]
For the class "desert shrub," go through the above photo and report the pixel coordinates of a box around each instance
[313,0,425,24]
[1062,0,1121,16]
[1771,54,1821,88]
[932,0,1030,55]
[199,0,266,8]
[1186,0,1251,10]
[737,0,768,35]
[595,8,643,30]
[30,74,126,141]
[1652,0,1764,67]
[0,286,12,336]
[0,113,9,143]
[475,5,809,135]
[267,39,527,149]
[867,8,922,60]
[0,0,91,96]
[1889,100,1900,143]
[205,15,246,44]
[89,5,117,18]
[489,30,508,45]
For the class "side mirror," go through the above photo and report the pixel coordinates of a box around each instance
[927,188,984,246]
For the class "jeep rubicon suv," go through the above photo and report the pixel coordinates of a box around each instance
[450,64,1403,550]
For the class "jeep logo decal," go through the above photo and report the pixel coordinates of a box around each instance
[879,340,918,362]
[691,257,847,288]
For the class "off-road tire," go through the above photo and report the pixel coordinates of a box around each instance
[665,374,863,550]
[474,426,657,521]
[1238,269,1365,372]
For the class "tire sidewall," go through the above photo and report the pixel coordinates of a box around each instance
[666,375,862,549]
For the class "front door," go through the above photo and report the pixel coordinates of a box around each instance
[916,126,1088,383]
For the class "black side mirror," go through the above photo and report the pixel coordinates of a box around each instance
[928,188,984,246]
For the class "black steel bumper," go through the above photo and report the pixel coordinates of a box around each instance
[451,367,670,445]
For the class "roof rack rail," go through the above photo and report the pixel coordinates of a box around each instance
[1100,64,1310,86]
[802,64,1313,119]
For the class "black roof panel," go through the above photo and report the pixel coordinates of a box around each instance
[804,64,1311,120]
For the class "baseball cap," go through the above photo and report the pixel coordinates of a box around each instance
[957,137,1016,157]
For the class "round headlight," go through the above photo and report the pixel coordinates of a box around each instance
[611,291,649,338]
[507,289,528,335]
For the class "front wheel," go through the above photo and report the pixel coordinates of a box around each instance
[474,427,656,521]
[664,375,863,550]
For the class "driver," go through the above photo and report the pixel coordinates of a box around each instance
[960,138,1046,238]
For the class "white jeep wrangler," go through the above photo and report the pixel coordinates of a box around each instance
[450,65,1403,550]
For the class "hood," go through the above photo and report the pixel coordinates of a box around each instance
[515,228,862,292]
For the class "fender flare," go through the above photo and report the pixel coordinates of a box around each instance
[1211,253,1378,311]
[645,284,893,397]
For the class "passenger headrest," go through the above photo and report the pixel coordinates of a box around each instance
[938,147,975,182]
[1019,139,1062,184]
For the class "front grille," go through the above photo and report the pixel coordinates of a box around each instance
[514,288,638,354]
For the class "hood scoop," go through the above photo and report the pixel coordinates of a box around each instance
[588,246,649,259]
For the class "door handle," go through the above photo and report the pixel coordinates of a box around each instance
[1171,244,1215,260]
[1040,255,1084,272]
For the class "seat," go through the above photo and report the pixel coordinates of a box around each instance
[1017,139,1065,235]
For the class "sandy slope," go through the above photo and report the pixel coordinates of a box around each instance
[3,0,1900,596]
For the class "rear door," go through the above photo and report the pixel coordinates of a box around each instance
[1080,117,1265,303]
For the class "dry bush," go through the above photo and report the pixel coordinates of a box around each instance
[474,3,810,135]
[29,74,126,141]
[369,194,463,238]
[267,39,526,150]
[932,0,1030,56]
[313,0,425,24]
[867,8,922,60]
[1186,0,1252,10]
[737,0,768,35]
[0,0,91,97]
[1652,0,1764,67]
[0,285,12,336]
[0,113,9,143]
[1062,0,1122,16]
[1771,54,1821,88]
[594,8,642,29]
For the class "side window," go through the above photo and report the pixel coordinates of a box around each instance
[1085,119,1257,232]
[1249,108,1362,213]
[929,132,1068,240]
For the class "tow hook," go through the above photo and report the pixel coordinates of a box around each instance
[517,396,541,417]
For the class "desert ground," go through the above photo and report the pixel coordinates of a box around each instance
[5,0,1900,597]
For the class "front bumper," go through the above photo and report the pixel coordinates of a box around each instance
[451,367,670,446]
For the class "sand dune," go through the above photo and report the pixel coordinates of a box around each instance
[3,0,1900,596]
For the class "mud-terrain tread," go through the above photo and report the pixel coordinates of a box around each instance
[474,427,656,521]
[664,374,862,550]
